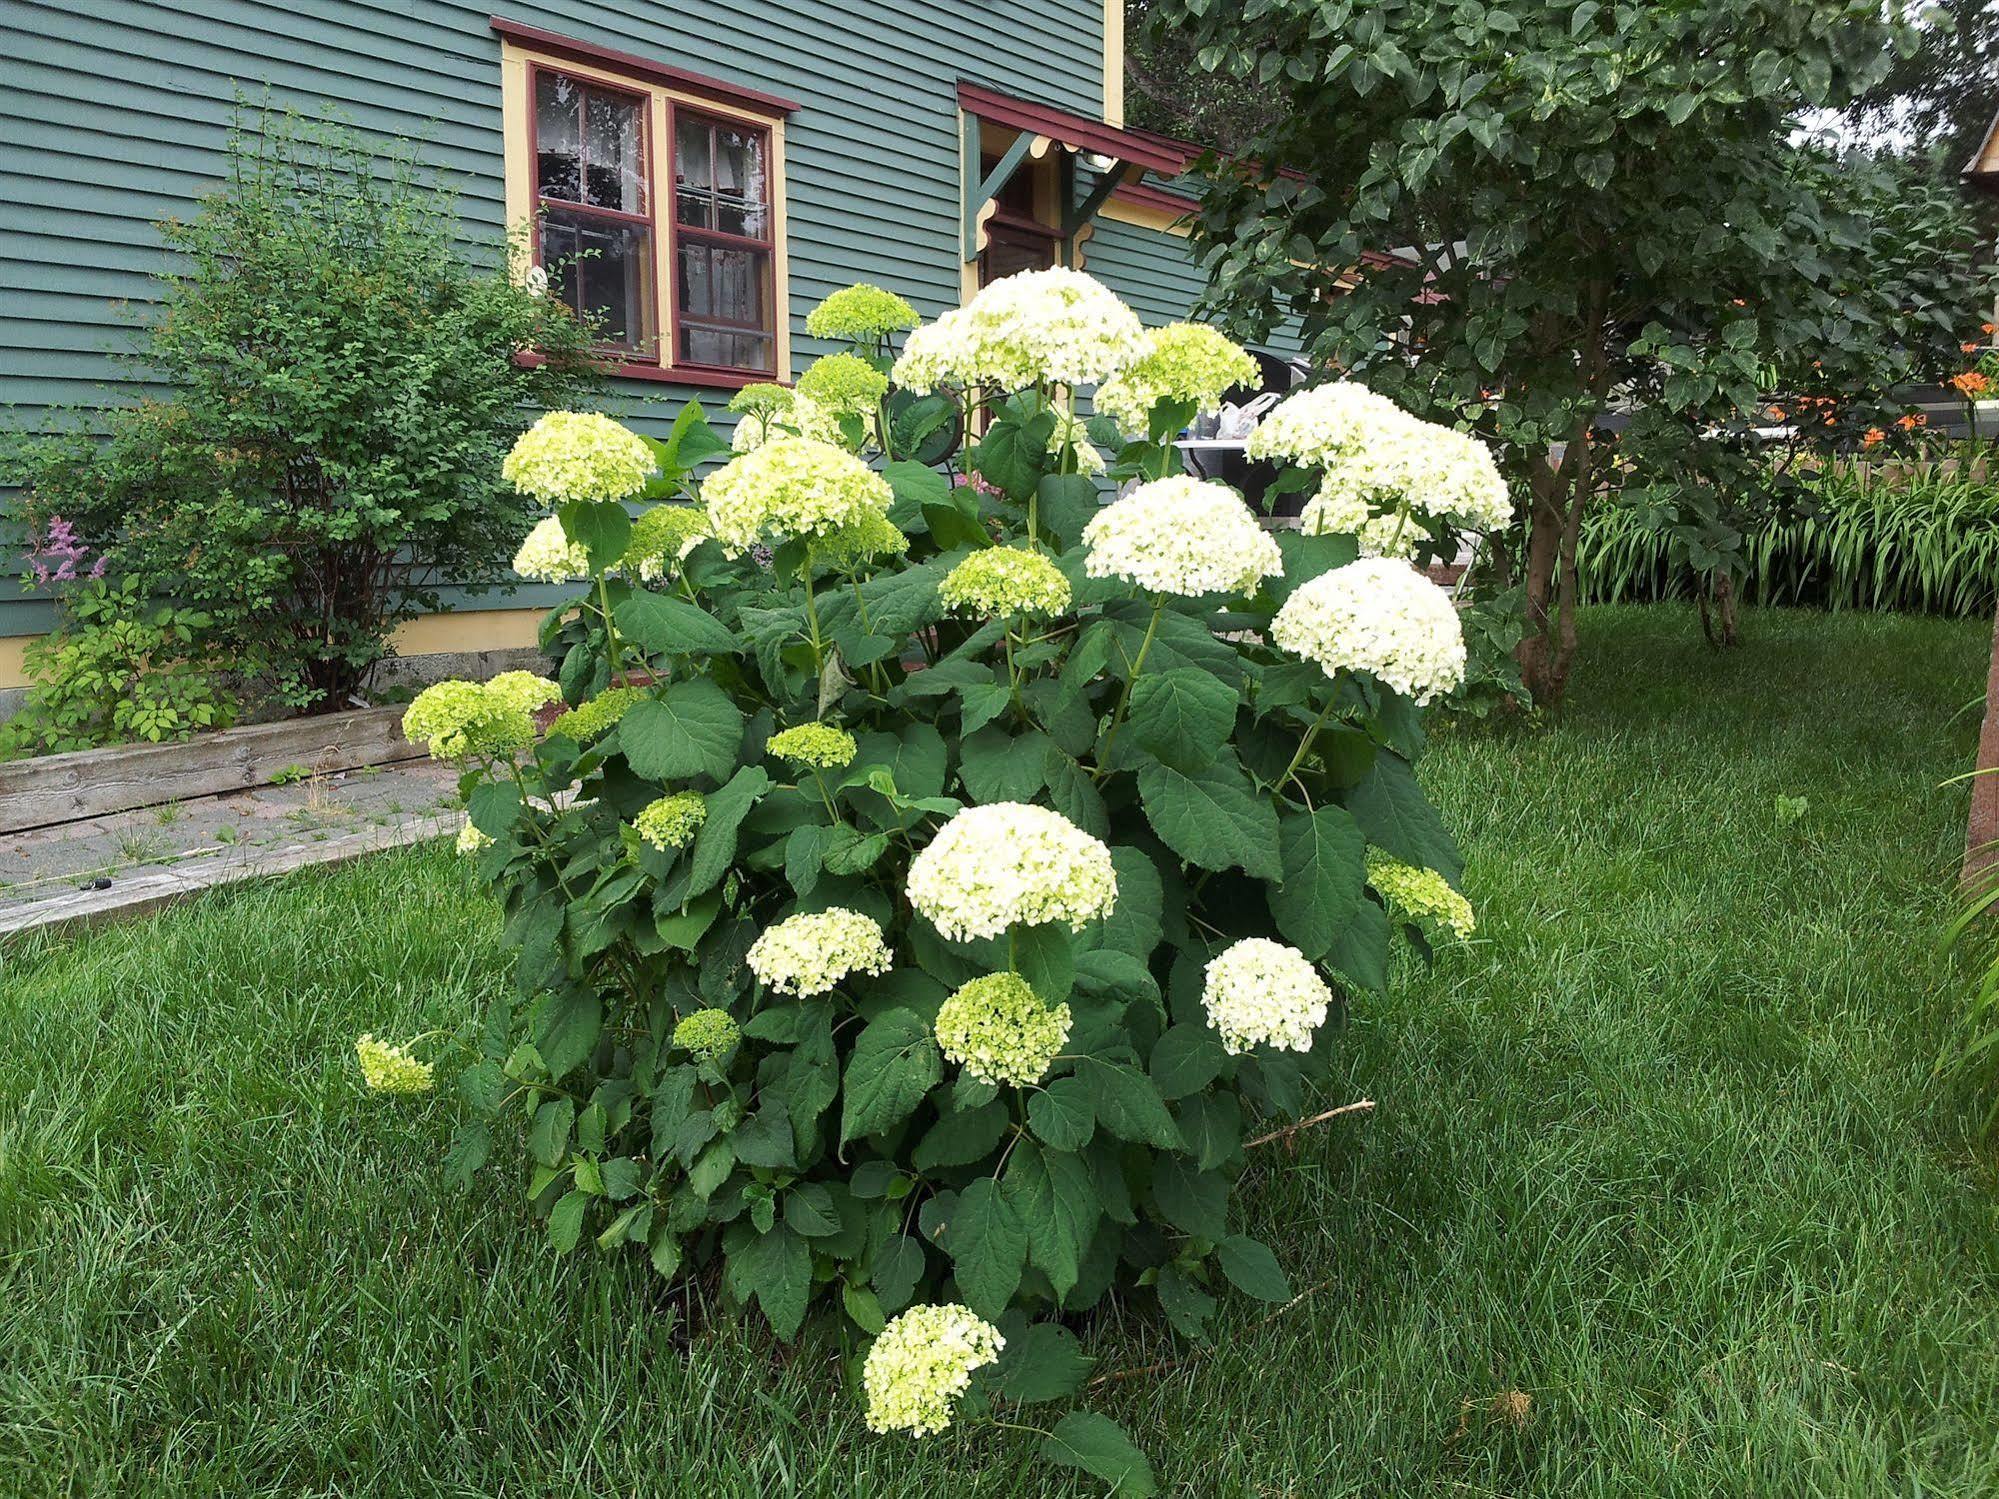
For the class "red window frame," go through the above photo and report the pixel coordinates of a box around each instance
[666,110,778,380]
[526,62,659,358]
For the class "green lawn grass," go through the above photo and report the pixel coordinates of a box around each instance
[5,604,1999,1497]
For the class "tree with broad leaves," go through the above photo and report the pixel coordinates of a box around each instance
[1143,0,1988,702]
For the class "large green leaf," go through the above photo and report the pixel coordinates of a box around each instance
[1002,1140,1100,1298]
[959,725,1052,804]
[1326,893,1392,993]
[1128,668,1238,772]
[1137,755,1281,880]
[993,1321,1093,1403]
[1073,1057,1184,1150]
[1101,847,1164,959]
[1040,1412,1157,1497]
[559,498,631,571]
[1348,750,1464,881]
[1149,1023,1226,1099]
[621,680,744,783]
[735,1222,811,1340]
[839,1008,941,1144]
[614,591,740,658]
[1027,1075,1097,1150]
[1152,1154,1228,1239]
[1271,806,1366,959]
[677,766,770,899]
[943,1177,1026,1319]
[912,1100,1010,1171]
[1217,1233,1293,1303]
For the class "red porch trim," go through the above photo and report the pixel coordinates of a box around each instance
[955,81,1193,177]
[491,17,800,116]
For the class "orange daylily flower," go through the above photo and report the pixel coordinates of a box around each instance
[1862,428,1885,447]
[1964,342,1984,354]
[1950,371,1991,398]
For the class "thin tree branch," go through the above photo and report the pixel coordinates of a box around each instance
[1244,1098,1376,1149]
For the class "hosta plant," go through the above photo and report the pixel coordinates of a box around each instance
[419,271,1487,1492]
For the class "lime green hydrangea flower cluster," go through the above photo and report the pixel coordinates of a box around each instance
[672,1007,740,1061]
[501,411,654,505]
[766,722,858,770]
[906,802,1117,942]
[796,351,890,416]
[1093,322,1261,436]
[485,671,562,718]
[1367,852,1475,939]
[403,678,540,760]
[939,545,1072,619]
[355,1034,434,1095]
[624,505,711,582]
[702,437,895,554]
[633,791,708,851]
[816,509,910,572]
[935,973,1071,1086]
[455,821,493,855]
[545,685,648,744]
[862,1303,1004,1436]
[806,283,921,343]
[512,514,592,583]
[746,907,893,997]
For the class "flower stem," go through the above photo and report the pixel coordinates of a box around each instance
[1276,697,1339,793]
[801,544,825,678]
[1093,594,1164,778]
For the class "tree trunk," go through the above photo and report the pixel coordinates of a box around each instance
[1516,451,1586,706]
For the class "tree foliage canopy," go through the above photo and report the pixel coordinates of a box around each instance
[1144,0,1991,699]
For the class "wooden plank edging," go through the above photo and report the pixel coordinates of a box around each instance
[0,815,459,938]
[0,707,422,835]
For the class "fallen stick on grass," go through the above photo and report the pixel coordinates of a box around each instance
[1244,1098,1377,1149]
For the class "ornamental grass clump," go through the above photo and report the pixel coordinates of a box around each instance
[430,272,1476,1495]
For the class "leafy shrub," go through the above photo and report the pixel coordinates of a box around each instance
[2,112,601,714]
[416,272,1482,1489]
[0,576,235,758]
[1579,450,1999,618]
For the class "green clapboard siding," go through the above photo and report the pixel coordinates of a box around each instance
[0,0,1273,639]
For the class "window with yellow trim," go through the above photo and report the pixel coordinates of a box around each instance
[500,33,789,386]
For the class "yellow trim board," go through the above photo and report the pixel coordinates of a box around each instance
[499,39,792,377]
[0,637,27,693]
[1103,0,1125,127]
[1101,197,1192,237]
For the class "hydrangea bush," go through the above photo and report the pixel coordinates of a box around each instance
[417,269,1494,1494]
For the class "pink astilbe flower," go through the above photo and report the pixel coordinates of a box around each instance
[21,515,106,589]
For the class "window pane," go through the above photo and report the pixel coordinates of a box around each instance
[674,118,711,229]
[680,326,771,371]
[541,208,653,352]
[678,242,767,327]
[583,87,646,213]
[713,127,768,238]
[535,71,583,203]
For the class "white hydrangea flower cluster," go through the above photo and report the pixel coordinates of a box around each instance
[934,973,1072,1086]
[906,803,1117,942]
[512,514,592,583]
[1271,557,1467,704]
[893,268,1145,393]
[1248,381,1511,539]
[1081,477,1283,598]
[702,437,895,554]
[1201,938,1332,1055]
[863,1303,1004,1436]
[745,906,894,996]
[1093,322,1261,435]
[501,411,654,506]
